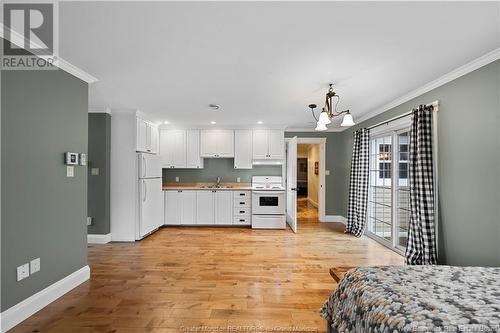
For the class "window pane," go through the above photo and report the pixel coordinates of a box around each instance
[396,131,410,249]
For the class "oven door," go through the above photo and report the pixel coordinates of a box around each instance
[252,191,285,215]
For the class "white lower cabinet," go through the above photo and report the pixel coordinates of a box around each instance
[214,191,233,225]
[164,190,196,225]
[196,191,214,224]
[165,190,248,226]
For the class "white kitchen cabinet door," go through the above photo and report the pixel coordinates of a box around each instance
[180,191,197,225]
[160,130,186,168]
[145,123,152,153]
[172,130,186,168]
[150,124,159,154]
[216,130,234,157]
[200,130,218,157]
[234,130,252,169]
[268,130,285,159]
[252,130,269,159]
[136,118,148,152]
[196,191,214,224]
[214,191,233,225]
[164,190,180,225]
[186,130,203,168]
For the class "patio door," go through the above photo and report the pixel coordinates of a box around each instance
[367,129,410,253]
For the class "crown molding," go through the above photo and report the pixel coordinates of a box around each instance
[0,24,98,84]
[351,48,500,128]
[285,127,343,133]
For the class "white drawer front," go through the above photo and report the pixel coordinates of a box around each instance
[233,191,251,199]
[234,198,251,208]
[233,216,251,225]
[234,207,251,216]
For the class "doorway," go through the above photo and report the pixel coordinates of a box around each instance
[297,144,320,223]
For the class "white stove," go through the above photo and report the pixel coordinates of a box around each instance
[251,176,286,229]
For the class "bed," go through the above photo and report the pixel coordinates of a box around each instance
[321,265,500,333]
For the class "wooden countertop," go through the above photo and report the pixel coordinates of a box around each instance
[163,182,252,191]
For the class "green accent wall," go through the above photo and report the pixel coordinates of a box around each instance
[88,113,111,235]
[1,68,88,310]
[163,158,282,183]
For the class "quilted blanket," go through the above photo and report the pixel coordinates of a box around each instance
[321,266,500,333]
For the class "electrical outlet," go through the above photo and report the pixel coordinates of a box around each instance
[236,177,241,183]
[30,258,40,274]
[87,217,93,226]
[17,263,29,281]
[175,177,179,182]
[66,166,74,177]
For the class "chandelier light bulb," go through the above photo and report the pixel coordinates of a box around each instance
[315,122,328,131]
[340,113,355,127]
[318,110,332,125]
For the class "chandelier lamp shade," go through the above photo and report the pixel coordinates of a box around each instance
[308,84,355,131]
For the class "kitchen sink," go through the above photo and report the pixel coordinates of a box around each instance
[199,185,233,189]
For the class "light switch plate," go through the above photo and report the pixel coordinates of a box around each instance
[91,168,99,176]
[325,170,330,176]
[17,263,29,281]
[30,258,40,274]
[236,177,241,183]
[66,166,75,177]
[175,177,179,182]
[87,217,93,226]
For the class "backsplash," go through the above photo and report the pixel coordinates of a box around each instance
[162,158,282,183]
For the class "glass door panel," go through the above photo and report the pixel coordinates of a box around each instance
[396,131,410,249]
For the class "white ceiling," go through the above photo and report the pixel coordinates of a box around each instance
[59,1,500,129]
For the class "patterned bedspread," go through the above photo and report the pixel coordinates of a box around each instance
[321,266,500,333]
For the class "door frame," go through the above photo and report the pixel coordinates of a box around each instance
[284,137,326,222]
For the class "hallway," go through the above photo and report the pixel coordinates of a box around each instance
[297,197,319,223]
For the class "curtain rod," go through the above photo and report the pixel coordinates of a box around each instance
[365,100,439,131]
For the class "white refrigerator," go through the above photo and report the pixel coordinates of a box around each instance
[137,153,163,239]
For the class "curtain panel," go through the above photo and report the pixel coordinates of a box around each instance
[405,106,438,265]
[345,128,370,237]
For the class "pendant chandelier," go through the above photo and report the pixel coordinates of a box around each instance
[308,84,355,131]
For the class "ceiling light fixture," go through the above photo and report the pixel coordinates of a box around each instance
[163,121,169,125]
[308,84,355,131]
[210,121,216,125]
[209,104,220,110]
[257,121,263,124]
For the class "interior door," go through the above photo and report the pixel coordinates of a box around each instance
[286,136,298,232]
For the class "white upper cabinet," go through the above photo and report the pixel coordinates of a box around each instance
[200,130,234,158]
[234,130,253,169]
[136,118,158,154]
[186,130,204,169]
[252,129,284,160]
[160,129,186,168]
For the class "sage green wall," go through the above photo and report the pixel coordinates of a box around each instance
[284,132,347,215]
[163,158,281,183]
[1,69,88,310]
[338,60,500,266]
[88,113,111,235]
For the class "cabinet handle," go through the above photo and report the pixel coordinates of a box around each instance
[240,202,244,205]
[178,190,182,193]
[239,193,245,196]
[239,210,245,213]
[239,219,245,222]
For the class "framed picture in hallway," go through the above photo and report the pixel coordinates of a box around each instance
[314,161,319,175]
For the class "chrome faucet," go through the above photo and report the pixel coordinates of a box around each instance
[216,176,221,187]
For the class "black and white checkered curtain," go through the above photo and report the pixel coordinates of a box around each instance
[405,106,438,265]
[345,128,370,237]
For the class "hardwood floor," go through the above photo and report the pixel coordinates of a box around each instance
[12,201,403,333]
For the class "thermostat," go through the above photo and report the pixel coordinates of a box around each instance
[64,152,79,165]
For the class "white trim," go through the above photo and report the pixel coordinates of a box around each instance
[0,265,90,332]
[307,197,318,208]
[0,24,98,84]
[353,48,499,126]
[286,137,327,222]
[285,127,343,133]
[111,234,136,242]
[88,107,111,114]
[322,215,347,224]
[87,233,112,244]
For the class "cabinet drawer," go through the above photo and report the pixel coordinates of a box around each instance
[233,191,251,199]
[234,207,251,216]
[233,216,251,225]
[234,198,251,208]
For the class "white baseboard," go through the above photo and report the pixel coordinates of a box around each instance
[0,265,90,332]
[87,233,112,244]
[307,198,318,208]
[322,215,347,224]
[110,234,135,242]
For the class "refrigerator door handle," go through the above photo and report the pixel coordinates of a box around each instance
[143,180,147,202]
